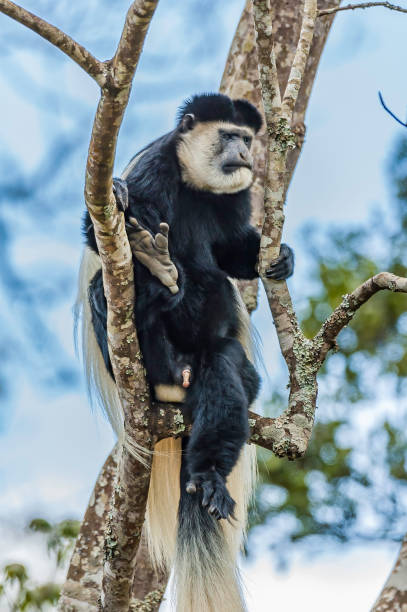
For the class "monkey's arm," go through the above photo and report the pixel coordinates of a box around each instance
[214,228,294,281]
[113,178,184,303]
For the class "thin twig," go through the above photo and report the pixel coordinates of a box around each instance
[0,0,105,86]
[379,91,407,127]
[319,2,407,17]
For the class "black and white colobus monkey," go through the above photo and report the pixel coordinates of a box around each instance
[76,93,294,612]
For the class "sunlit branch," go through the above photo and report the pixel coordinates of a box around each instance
[282,0,318,120]
[316,272,407,360]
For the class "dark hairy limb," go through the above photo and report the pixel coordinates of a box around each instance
[184,337,260,520]
[215,228,294,281]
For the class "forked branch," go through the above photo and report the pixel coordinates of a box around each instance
[251,0,407,461]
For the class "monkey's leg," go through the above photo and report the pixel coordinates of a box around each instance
[184,337,260,520]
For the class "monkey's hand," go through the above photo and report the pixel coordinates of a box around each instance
[265,243,294,281]
[112,178,129,212]
[127,217,179,294]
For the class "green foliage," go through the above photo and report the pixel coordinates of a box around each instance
[255,136,407,559]
[0,518,79,611]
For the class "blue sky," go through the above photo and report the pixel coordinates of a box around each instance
[1,1,407,609]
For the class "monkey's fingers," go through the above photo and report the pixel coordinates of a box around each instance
[129,233,154,253]
[154,231,169,251]
[128,216,143,230]
[159,222,169,237]
[133,252,180,293]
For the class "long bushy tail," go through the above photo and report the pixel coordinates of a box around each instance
[144,439,256,611]
[174,442,255,612]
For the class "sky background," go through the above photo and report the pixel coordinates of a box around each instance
[1,1,407,610]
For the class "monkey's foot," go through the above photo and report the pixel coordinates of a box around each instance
[186,469,235,520]
[127,218,180,294]
[112,177,129,211]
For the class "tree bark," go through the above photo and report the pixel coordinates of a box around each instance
[58,448,119,611]
[58,447,167,611]
[372,535,407,611]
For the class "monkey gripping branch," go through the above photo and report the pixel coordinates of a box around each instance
[1,0,407,610]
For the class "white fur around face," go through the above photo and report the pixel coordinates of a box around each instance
[176,121,254,194]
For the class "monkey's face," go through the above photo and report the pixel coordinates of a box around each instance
[176,118,254,194]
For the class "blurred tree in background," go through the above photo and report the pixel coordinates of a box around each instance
[253,135,407,563]
[0,519,79,611]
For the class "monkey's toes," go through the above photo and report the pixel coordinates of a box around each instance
[208,486,235,521]
[199,471,236,520]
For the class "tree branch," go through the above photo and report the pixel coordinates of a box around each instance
[319,2,407,17]
[58,447,167,612]
[0,1,158,608]
[250,0,407,463]
[281,0,318,120]
[317,272,407,360]
[80,1,159,610]
[151,404,313,458]
[0,0,106,86]
[247,0,333,460]
[220,0,341,312]
[372,533,407,611]
[111,0,159,88]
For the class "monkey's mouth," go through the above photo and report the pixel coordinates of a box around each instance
[222,162,252,174]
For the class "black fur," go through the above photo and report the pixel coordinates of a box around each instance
[84,94,293,519]
[176,93,263,133]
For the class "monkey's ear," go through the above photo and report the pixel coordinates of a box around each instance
[179,113,196,132]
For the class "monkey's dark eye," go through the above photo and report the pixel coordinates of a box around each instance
[243,136,252,147]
